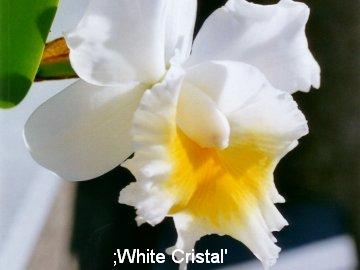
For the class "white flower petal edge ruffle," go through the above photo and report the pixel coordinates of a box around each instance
[187,0,320,93]
[120,61,308,269]
[66,0,197,86]
[24,80,145,181]
[120,67,185,225]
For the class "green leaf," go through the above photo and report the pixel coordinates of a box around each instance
[36,38,77,81]
[0,0,59,108]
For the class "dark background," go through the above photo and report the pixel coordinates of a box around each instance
[70,1,360,269]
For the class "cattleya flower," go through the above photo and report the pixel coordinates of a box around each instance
[25,0,320,268]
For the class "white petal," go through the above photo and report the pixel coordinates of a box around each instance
[187,0,320,93]
[269,177,286,204]
[119,182,174,226]
[166,214,208,270]
[227,79,309,143]
[24,80,145,181]
[66,0,168,86]
[234,209,282,269]
[184,61,269,115]
[165,0,197,65]
[176,83,230,149]
[260,195,288,232]
[120,67,185,224]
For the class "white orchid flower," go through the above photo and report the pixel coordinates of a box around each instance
[25,0,320,268]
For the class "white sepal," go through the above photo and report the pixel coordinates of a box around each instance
[24,80,144,181]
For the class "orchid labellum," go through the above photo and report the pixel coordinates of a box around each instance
[24,0,320,269]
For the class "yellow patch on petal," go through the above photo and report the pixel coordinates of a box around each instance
[165,128,278,229]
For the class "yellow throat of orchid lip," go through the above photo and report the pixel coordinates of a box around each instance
[165,128,277,229]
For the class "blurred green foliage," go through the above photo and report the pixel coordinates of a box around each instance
[0,0,59,108]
